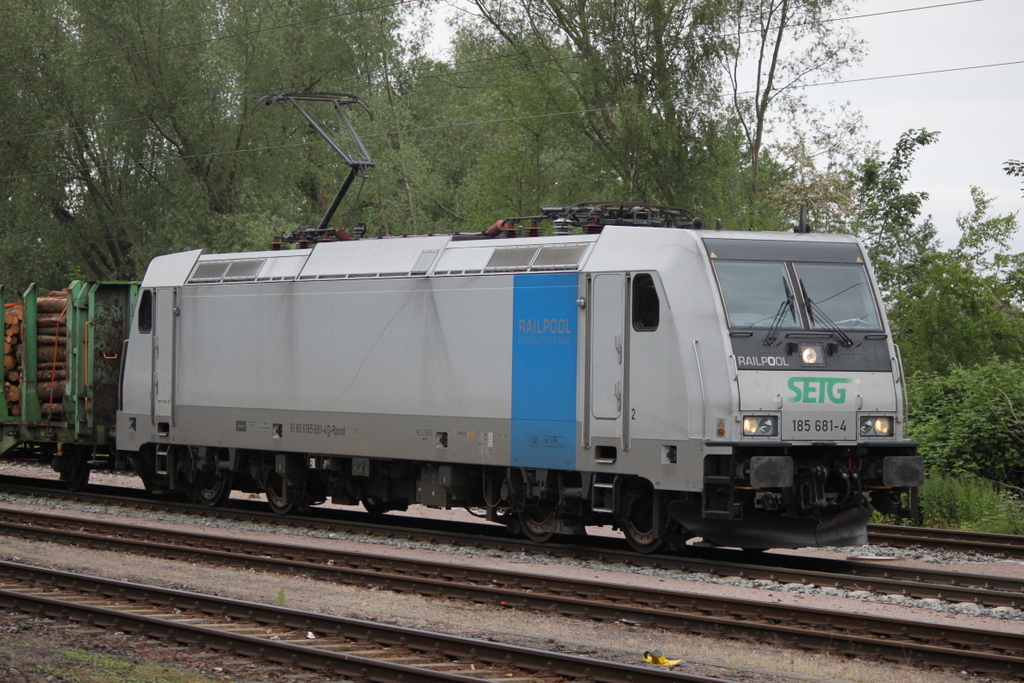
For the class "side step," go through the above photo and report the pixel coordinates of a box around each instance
[154,444,170,475]
[591,474,615,513]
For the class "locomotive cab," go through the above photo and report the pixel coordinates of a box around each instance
[666,233,922,548]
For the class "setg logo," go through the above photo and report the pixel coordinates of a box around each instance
[787,377,852,404]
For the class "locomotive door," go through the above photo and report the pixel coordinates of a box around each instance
[152,287,177,424]
[589,274,628,443]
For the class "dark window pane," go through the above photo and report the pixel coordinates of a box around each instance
[795,263,881,330]
[632,273,660,331]
[713,260,797,329]
[138,290,153,334]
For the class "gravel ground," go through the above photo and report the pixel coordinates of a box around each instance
[0,462,1017,683]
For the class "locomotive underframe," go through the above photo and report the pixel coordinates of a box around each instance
[667,444,922,548]
[106,437,921,551]
[113,441,693,549]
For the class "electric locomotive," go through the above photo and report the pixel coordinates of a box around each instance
[93,200,916,551]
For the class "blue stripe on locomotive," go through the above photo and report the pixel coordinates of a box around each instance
[511,272,578,469]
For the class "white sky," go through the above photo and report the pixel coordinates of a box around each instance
[804,0,1024,251]
[421,0,1024,251]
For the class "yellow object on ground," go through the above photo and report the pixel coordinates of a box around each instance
[643,649,682,666]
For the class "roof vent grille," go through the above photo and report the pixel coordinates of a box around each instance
[533,244,588,270]
[485,246,539,271]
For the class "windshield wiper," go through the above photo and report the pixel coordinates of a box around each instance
[800,278,854,347]
[763,278,794,346]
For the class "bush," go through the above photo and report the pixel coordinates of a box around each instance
[907,359,1024,487]
[918,473,1024,534]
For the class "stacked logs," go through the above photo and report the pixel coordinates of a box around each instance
[4,303,24,416]
[37,292,68,419]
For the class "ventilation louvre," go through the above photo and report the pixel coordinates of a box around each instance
[189,259,266,283]
[223,259,266,280]
[533,244,588,270]
[189,262,231,283]
[485,247,539,271]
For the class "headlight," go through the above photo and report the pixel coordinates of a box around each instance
[743,415,779,437]
[799,343,825,366]
[859,416,893,437]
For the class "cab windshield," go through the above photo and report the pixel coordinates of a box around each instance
[713,259,880,331]
[713,260,796,329]
[796,263,880,330]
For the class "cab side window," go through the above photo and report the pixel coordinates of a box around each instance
[632,273,659,331]
[138,290,153,333]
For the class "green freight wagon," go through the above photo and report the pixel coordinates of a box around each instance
[1,281,137,489]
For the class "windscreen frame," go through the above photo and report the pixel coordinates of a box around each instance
[704,238,882,334]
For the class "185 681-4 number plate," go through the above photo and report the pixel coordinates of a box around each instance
[781,413,854,441]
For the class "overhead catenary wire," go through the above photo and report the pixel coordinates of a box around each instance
[0,51,566,145]
[724,0,985,39]
[2,56,1021,184]
[0,0,985,92]
[3,1,984,88]
[0,0,989,145]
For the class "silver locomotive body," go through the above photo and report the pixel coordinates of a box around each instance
[115,226,921,550]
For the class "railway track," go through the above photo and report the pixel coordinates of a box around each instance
[3,475,1024,608]
[0,559,725,683]
[867,523,1024,558]
[2,506,1024,677]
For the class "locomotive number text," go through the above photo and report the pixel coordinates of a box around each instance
[791,419,847,433]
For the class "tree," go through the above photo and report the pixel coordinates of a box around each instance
[851,129,939,299]
[909,359,1024,487]
[1006,159,1024,197]
[438,28,616,228]
[0,0,408,289]
[890,187,1024,377]
[462,0,732,208]
[721,0,865,229]
[764,133,858,232]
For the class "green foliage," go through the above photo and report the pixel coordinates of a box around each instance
[0,0,878,285]
[276,587,286,606]
[722,0,865,230]
[1006,159,1024,197]
[889,187,1024,376]
[40,644,219,682]
[851,132,1024,377]
[462,0,733,210]
[0,0,939,295]
[852,128,939,298]
[0,0,405,286]
[917,472,1024,534]
[908,359,1024,487]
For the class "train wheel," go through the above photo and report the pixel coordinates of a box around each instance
[264,471,297,515]
[622,496,665,554]
[361,498,390,515]
[194,472,232,507]
[518,502,558,543]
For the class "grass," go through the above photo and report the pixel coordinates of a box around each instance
[913,472,1024,534]
[60,647,217,682]
[0,635,220,683]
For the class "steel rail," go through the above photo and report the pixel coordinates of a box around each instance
[0,560,726,683]
[868,524,1024,559]
[2,480,1024,608]
[3,506,1024,608]
[1,508,1023,677]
